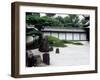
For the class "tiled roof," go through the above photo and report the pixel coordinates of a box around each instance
[42,27,86,32]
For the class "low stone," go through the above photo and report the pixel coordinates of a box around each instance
[56,48,60,54]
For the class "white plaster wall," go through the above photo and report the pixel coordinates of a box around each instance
[59,33,65,40]
[81,33,87,40]
[43,32,86,40]
[51,33,58,38]
[74,33,80,40]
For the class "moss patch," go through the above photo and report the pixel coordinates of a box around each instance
[48,36,83,47]
[48,36,67,47]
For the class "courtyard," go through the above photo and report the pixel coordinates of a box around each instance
[30,41,90,67]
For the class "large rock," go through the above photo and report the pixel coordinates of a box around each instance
[39,36,49,52]
[26,52,36,67]
[43,52,50,65]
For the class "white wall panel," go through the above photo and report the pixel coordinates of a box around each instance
[43,32,50,36]
[73,33,80,40]
[59,33,65,40]
[66,33,73,40]
[81,33,86,40]
[43,32,86,40]
[51,33,58,38]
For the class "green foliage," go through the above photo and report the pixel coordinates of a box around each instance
[80,18,89,27]
[64,14,80,27]
[61,40,74,44]
[55,16,64,26]
[26,13,89,28]
[26,28,42,36]
[38,16,64,27]
[73,42,83,45]
[47,36,83,47]
[48,36,67,47]
[26,14,40,25]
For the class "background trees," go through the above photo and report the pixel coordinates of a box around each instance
[63,14,80,27]
[26,12,90,28]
